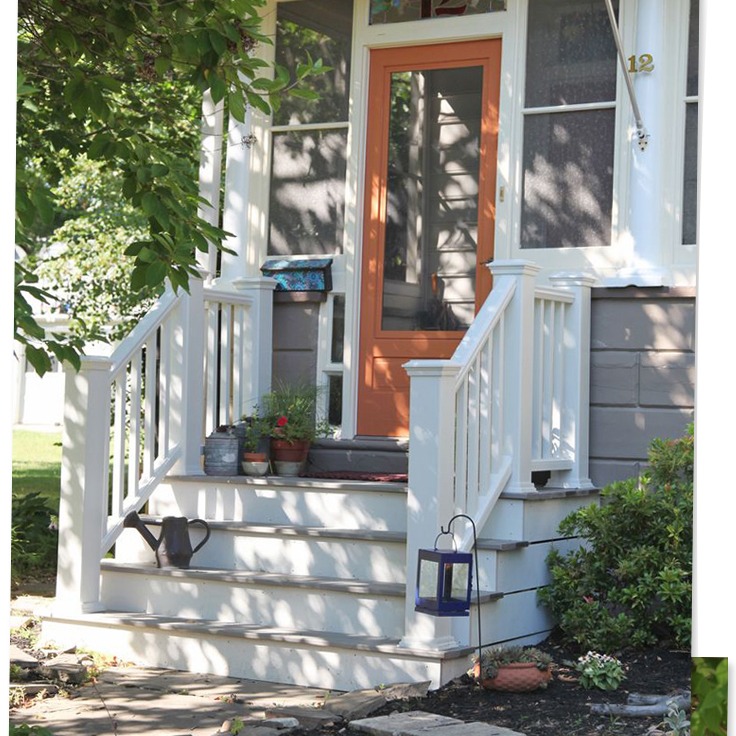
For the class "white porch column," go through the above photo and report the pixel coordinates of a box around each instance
[547,272,596,489]
[220,109,255,281]
[490,260,539,495]
[400,361,463,650]
[621,0,668,284]
[197,90,224,276]
[55,357,112,613]
[232,276,276,413]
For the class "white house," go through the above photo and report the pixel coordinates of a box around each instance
[43,0,697,691]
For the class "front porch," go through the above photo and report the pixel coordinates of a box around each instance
[43,260,600,690]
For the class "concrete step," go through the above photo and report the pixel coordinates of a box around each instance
[117,518,408,583]
[150,476,409,531]
[99,562,408,637]
[41,611,475,692]
[306,438,409,475]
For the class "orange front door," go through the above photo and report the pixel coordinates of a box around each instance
[357,40,501,437]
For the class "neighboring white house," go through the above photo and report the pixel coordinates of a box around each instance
[42,0,697,692]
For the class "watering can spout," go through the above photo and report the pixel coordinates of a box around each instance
[123,511,160,551]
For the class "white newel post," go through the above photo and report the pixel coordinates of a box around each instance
[55,357,112,613]
[400,361,463,650]
[490,261,540,495]
[232,277,276,412]
[172,276,207,476]
[548,273,596,489]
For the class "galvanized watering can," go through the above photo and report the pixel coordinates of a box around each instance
[124,511,210,569]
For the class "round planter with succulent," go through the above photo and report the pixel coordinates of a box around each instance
[258,381,330,476]
[471,645,553,692]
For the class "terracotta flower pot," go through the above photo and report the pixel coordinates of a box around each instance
[270,439,310,463]
[473,662,552,692]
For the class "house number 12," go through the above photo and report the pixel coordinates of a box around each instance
[627,53,655,73]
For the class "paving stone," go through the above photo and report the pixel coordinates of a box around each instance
[10,682,60,697]
[348,713,525,736]
[348,711,464,736]
[381,682,431,701]
[326,689,388,719]
[39,653,89,684]
[242,726,299,736]
[10,643,40,669]
[265,705,341,730]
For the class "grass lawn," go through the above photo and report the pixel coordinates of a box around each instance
[12,429,63,509]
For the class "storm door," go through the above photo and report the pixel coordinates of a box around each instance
[357,40,501,436]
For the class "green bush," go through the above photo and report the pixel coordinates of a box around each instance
[538,424,693,652]
[691,657,728,735]
[11,492,59,586]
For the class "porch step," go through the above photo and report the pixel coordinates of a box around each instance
[99,561,504,638]
[119,516,409,582]
[306,438,409,475]
[153,475,408,530]
[41,611,476,691]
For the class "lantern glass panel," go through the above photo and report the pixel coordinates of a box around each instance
[418,558,440,600]
[448,560,470,600]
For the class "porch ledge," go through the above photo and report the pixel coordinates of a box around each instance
[500,486,600,501]
[166,474,408,493]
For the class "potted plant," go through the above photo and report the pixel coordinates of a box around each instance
[471,645,553,692]
[258,381,330,476]
[241,412,269,476]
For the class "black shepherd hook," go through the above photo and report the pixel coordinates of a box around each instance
[441,513,483,681]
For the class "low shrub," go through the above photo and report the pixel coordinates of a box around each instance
[11,492,59,586]
[538,424,693,652]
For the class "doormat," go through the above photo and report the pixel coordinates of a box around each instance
[303,470,408,483]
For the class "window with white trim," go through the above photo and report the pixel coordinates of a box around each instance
[268,0,353,256]
[521,0,619,249]
[682,0,699,245]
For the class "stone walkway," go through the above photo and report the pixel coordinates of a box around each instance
[10,595,525,736]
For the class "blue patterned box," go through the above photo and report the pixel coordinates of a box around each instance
[261,258,333,292]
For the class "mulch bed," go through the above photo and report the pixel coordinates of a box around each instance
[353,635,691,736]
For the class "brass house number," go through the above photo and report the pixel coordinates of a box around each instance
[627,53,655,73]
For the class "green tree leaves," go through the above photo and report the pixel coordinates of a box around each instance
[16,0,327,374]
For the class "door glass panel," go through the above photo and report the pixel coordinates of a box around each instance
[381,66,482,331]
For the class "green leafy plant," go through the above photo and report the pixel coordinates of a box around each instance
[662,700,691,736]
[10,725,54,735]
[574,651,625,691]
[538,424,693,652]
[257,381,330,444]
[241,412,268,454]
[472,645,553,680]
[691,657,727,735]
[11,492,59,586]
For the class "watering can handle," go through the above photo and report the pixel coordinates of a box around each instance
[188,518,211,554]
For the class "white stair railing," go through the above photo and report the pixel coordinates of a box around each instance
[400,260,594,651]
[55,275,273,614]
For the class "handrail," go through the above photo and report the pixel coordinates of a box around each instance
[55,275,274,613]
[401,261,593,649]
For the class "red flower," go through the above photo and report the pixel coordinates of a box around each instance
[276,416,288,427]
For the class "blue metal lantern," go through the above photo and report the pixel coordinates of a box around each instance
[415,544,474,617]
